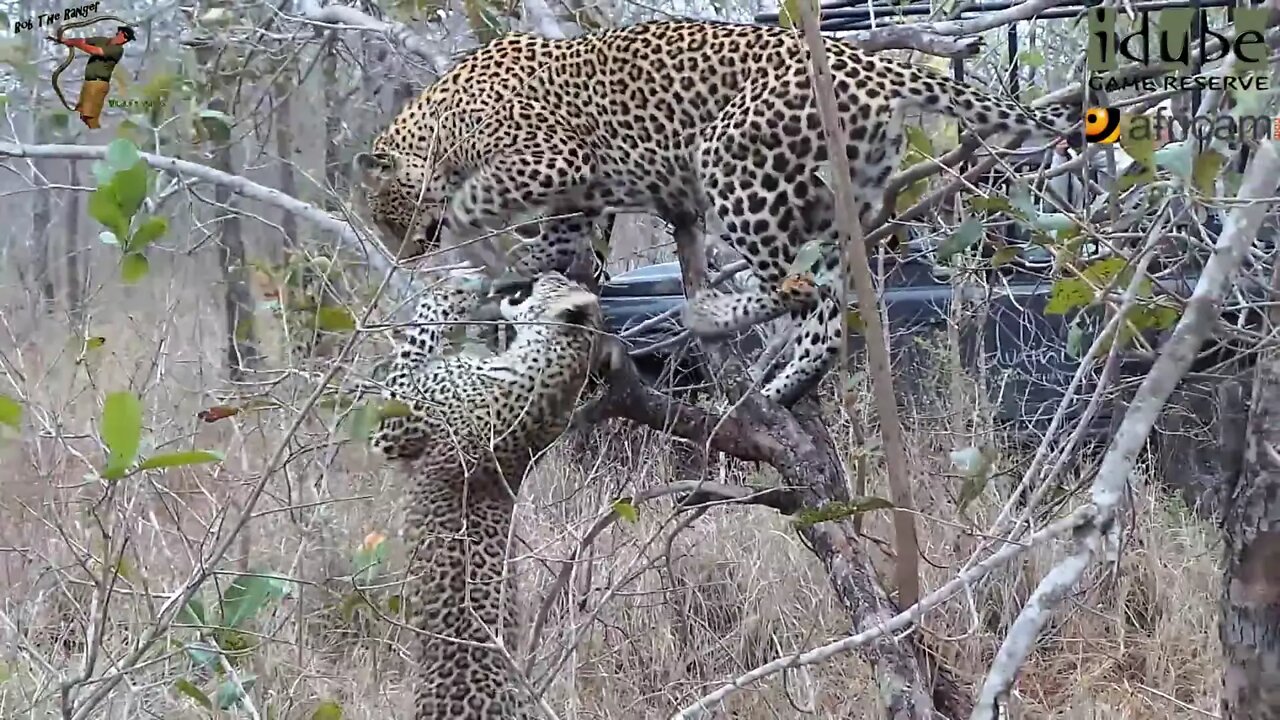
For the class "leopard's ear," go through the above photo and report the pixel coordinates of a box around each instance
[353,152,398,190]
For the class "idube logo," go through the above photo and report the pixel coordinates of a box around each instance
[1087,6,1270,92]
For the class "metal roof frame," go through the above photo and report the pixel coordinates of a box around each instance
[755,0,1255,113]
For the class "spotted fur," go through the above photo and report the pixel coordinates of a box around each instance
[354,19,1082,406]
[370,272,600,719]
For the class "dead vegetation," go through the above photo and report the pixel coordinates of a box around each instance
[0,244,1225,719]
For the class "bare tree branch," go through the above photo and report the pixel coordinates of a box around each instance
[848,28,984,57]
[970,140,1280,719]
[796,0,922,612]
[0,140,422,304]
[585,336,953,718]
[672,506,1094,719]
[833,0,1068,55]
[290,0,453,73]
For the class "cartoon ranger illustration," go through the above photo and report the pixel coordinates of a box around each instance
[46,17,136,129]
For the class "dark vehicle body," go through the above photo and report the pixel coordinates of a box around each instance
[596,242,1259,445]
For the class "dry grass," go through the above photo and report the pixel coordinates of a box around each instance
[0,246,1223,720]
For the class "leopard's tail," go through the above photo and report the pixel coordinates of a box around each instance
[899,65,1083,143]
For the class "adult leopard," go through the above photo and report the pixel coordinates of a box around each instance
[354,19,1083,406]
[371,271,601,718]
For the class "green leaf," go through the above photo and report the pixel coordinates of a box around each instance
[220,573,292,629]
[215,675,256,710]
[111,161,149,221]
[1082,256,1129,285]
[339,592,368,623]
[778,0,803,28]
[949,446,986,475]
[1033,213,1076,234]
[315,306,357,333]
[969,196,1012,214]
[951,446,996,513]
[0,393,21,431]
[957,470,993,513]
[104,139,142,173]
[129,216,168,252]
[1066,319,1086,359]
[1191,149,1225,197]
[313,701,344,720]
[88,187,129,238]
[137,450,225,471]
[1045,277,1092,316]
[234,318,255,343]
[177,597,207,626]
[786,239,826,277]
[173,678,213,710]
[1018,49,1046,68]
[904,125,934,158]
[98,231,120,246]
[100,391,143,480]
[386,594,403,614]
[991,246,1020,267]
[140,72,180,106]
[845,309,865,334]
[1130,302,1179,332]
[198,109,235,124]
[184,641,221,669]
[1230,86,1268,117]
[1153,140,1195,181]
[120,253,150,284]
[1007,183,1078,238]
[894,178,928,216]
[1009,185,1041,226]
[1118,114,1156,190]
[198,108,235,143]
[936,217,984,263]
[612,499,639,523]
[1045,258,1127,316]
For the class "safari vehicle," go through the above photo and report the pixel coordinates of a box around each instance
[596,209,1266,449]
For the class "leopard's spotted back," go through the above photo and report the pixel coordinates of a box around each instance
[357,19,1083,405]
[370,272,600,719]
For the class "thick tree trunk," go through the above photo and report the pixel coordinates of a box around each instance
[323,36,341,211]
[65,159,84,331]
[30,149,55,314]
[208,96,261,380]
[274,76,299,255]
[1221,345,1280,720]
